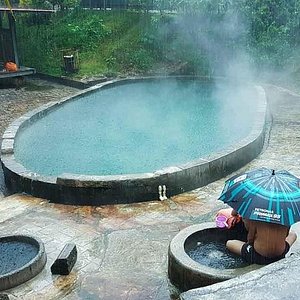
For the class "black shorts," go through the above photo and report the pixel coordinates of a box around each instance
[241,242,290,265]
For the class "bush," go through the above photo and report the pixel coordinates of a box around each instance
[16,2,300,78]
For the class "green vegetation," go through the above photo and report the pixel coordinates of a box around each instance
[15,1,300,80]
[17,10,166,76]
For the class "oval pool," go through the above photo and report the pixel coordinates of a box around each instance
[1,77,267,205]
[15,79,256,176]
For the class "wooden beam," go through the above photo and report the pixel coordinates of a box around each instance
[0,12,6,62]
[0,66,35,79]
[0,8,55,13]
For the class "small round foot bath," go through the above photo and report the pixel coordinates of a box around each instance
[168,222,261,291]
[0,235,47,291]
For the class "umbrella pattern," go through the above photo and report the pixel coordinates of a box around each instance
[219,168,300,227]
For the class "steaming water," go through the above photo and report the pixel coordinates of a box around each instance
[0,241,38,274]
[14,79,258,176]
[187,241,248,269]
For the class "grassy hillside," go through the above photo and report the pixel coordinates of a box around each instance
[16,10,188,77]
[15,5,300,85]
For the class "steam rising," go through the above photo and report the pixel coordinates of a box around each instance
[14,80,258,176]
[14,6,268,177]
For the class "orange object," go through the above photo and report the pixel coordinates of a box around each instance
[4,61,18,72]
[216,208,242,229]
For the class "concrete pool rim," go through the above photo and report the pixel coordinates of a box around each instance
[0,234,47,291]
[0,76,268,205]
[168,222,261,292]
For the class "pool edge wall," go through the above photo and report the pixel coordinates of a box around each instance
[0,77,268,205]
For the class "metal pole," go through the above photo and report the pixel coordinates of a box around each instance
[8,12,19,67]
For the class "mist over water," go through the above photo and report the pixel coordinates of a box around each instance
[14,79,258,176]
[13,5,279,177]
[188,241,248,269]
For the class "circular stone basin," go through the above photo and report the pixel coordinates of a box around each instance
[168,222,261,292]
[0,235,47,291]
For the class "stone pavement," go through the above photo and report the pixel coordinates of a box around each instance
[181,251,300,300]
[0,79,299,299]
[0,78,78,197]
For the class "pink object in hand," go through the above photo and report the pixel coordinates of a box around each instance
[215,215,228,228]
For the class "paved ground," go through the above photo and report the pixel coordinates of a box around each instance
[0,79,300,299]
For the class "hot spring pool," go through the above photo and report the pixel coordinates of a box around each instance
[187,241,247,269]
[1,77,267,205]
[0,235,46,291]
[14,79,257,176]
[168,223,261,291]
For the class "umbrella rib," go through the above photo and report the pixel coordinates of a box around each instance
[277,178,294,195]
[287,207,295,225]
[245,177,270,199]
[239,198,252,217]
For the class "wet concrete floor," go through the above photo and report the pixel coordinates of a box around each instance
[0,79,300,299]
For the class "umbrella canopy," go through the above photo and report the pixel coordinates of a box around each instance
[218,167,300,227]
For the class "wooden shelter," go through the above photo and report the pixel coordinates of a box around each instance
[0,7,54,80]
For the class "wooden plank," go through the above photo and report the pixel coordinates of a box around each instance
[0,8,55,13]
[0,66,35,79]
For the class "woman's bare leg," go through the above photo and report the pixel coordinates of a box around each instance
[286,230,297,247]
[226,240,246,256]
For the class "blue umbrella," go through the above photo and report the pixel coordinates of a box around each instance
[218,167,300,227]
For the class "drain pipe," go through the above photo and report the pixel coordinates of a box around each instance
[158,185,164,201]
[162,185,168,200]
[158,185,168,201]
